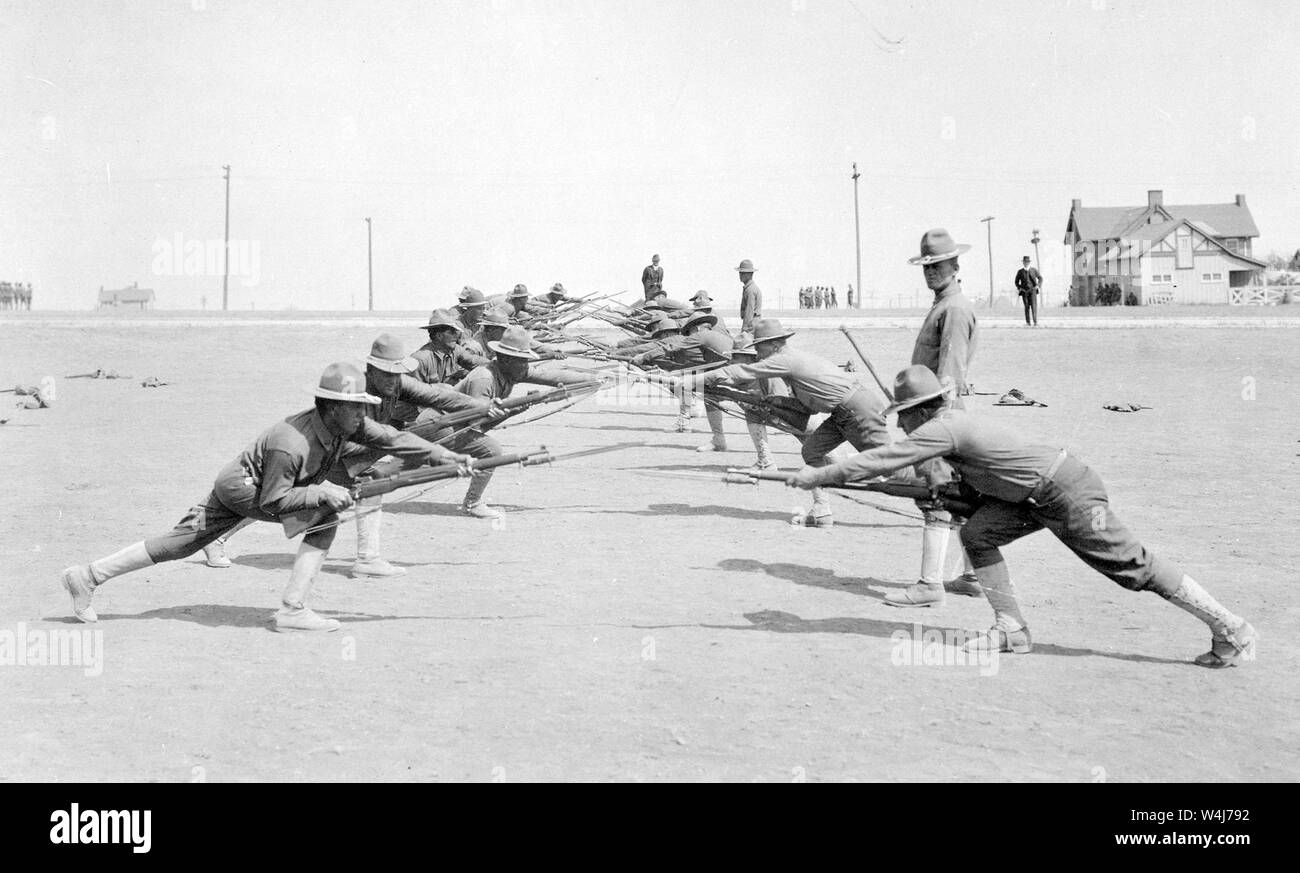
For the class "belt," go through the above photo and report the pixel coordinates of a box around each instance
[1043,449,1068,481]
[1026,450,1068,506]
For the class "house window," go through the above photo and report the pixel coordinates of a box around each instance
[1202,273,1211,281]
[1176,234,1192,268]
[1151,274,1171,284]
[1213,273,1223,281]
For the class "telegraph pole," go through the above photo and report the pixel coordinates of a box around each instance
[365,217,373,311]
[1031,227,1042,271]
[980,215,995,308]
[852,163,863,307]
[222,164,231,311]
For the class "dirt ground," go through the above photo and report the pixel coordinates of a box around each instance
[1,314,1296,782]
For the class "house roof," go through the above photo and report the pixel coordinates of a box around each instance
[1067,198,1259,243]
[1102,218,1267,269]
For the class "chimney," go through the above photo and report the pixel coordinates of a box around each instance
[1071,198,1081,210]
[1235,193,1246,207]
[1147,190,1163,207]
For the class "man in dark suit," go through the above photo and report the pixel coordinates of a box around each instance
[1015,256,1042,326]
[641,254,664,302]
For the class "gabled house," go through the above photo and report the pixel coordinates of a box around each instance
[1063,190,1267,305]
[97,282,155,310]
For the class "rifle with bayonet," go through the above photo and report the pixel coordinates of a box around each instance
[282,442,640,537]
[726,467,979,516]
[405,379,603,443]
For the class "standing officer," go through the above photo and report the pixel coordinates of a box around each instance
[60,363,472,632]
[894,228,982,605]
[1015,255,1042,326]
[911,229,977,395]
[735,259,762,340]
[790,365,1257,668]
[641,254,664,302]
[691,318,886,527]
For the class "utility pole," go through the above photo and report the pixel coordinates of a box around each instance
[1031,228,1042,271]
[222,164,231,311]
[980,215,995,308]
[851,162,862,308]
[365,217,373,311]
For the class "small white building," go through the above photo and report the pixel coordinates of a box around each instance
[1064,190,1267,305]
[97,282,155,310]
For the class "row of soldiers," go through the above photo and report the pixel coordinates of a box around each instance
[596,228,1254,666]
[59,236,1256,665]
[0,282,34,310]
[60,283,605,631]
[798,286,838,309]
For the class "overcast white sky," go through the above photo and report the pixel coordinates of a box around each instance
[2,0,1297,310]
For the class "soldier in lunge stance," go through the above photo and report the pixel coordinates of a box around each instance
[689,318,889,527]
[789,365,1257,667]
[60,363,473,632]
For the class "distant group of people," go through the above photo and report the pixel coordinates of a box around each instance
[798,285,840,309]
[0,282,33,310]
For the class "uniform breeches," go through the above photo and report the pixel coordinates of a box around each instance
[144,477,338,563]
[801,388,889,466]
[958,456,1182,594]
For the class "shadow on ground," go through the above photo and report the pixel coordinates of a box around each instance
[716,557,904,600]
[701,609,1188,665]
[51,603,447,631]
[571,502,911,529]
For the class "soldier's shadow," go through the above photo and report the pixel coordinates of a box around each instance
[573,502,910,529]
[703,609,1188,665]
[225,553,435,576]
[79,604,437,631]
[715,557,906,600]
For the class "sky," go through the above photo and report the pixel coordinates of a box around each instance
[2,0,1297,310]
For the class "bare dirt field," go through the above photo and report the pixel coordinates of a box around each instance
[1,313,1296,782]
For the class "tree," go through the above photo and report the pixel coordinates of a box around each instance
[1289,249,1300,272]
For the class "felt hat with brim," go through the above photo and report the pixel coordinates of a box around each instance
[422,308,461,331]
[489,325,540,360]
[750,318,795,344]
[907,228,971,266]
[683,311,718,332]
[649,314,681,336]
[312,362,381,404]
[690,290,713,305]
[548,283,566,296]
[365,333,419,373]
[509,284,530,299]
[734,259,757,273]
[458,287,488,308]
[481,305,513,328]
[731,343,757,357]
[885,364,954,415]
